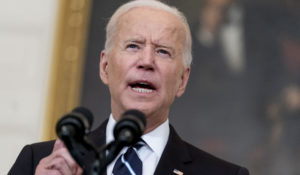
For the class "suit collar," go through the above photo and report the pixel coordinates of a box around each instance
[154,125,192,175]
[88,119,108,148]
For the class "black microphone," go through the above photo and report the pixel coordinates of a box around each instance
[55,107,94,170]
[56,107,94,141]
[90,110,146,175]
[113,109,146,146]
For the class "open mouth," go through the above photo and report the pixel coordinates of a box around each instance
[129,81,156,93]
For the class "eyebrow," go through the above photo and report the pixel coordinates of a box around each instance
[124,38,145,44]
[153,43,173,50]
[124,38,176,54]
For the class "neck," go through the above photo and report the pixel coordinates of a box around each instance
[111,109,169,134]
[144,117,168,134]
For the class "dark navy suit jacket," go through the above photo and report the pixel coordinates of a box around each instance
[9,120,249,175]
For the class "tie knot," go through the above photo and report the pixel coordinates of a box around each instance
[133,140,145,150]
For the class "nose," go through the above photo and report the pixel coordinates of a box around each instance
[137,46,155,71]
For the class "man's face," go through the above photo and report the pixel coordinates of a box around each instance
[100,7,190,129]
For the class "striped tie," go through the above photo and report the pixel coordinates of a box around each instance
[112,141,144,175]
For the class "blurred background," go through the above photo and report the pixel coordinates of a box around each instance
[1,0,299,174]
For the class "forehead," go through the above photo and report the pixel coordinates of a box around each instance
[118,7,181,23]
[115,7,186,44]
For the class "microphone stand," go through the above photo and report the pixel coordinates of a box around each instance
[59,108,145,175]
[90,140,126,175]
[60,126,100,175]
[60,127,133,175]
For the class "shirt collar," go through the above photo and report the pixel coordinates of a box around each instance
[141,118,169,158]
[106,113,170,157]
[106,114,117,144]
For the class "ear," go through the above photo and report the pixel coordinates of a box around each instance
[99,50,109,85]
[175,67,190,98]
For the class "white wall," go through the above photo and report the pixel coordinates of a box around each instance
[0,0,58,173]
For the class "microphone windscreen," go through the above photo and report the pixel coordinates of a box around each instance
[113,109,146,146]
[123,109,146,127]
[72,106,94,129]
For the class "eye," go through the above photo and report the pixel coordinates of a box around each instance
[126,43,139,51]
[156,49,171,57]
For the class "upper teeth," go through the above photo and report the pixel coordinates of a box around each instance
[132,87,153,93]
[139,82,148,85]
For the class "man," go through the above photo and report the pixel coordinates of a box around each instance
[9,0,249,175]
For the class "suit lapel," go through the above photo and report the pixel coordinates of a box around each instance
[154,125,192,175]
[88,119,108,147]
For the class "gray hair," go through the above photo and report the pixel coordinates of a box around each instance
[104,0,192,67]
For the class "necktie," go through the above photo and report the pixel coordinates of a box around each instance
[112,141,144,175]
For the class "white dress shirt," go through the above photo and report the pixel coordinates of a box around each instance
[106,114,170,175]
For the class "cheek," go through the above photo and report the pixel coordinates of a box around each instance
[107,59,123,86]
[107,56,133,88]
[163,68,182,95]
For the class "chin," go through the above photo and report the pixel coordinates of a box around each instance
[126,103,154,116]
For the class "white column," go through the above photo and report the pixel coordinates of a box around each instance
[0,0,58,173]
